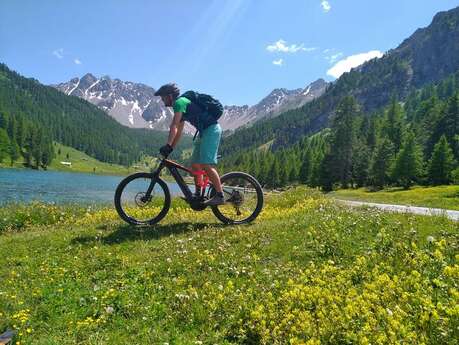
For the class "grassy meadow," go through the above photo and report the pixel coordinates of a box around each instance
[330,185,459,211]
[48,143,144,176]
[0,143,159,177]
[0,187,458,344]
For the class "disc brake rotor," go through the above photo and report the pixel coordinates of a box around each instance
[135,192,151,207]
[227,190,244,215]
[228,190,244,206]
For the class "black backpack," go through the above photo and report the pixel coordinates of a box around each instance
[181,91,223,125]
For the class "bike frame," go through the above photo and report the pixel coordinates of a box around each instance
[146,157,210,201]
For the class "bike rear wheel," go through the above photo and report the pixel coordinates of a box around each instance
[209,172,264,225]
[114,173,171,226]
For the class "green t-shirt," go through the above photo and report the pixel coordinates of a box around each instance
[173,97,191,113]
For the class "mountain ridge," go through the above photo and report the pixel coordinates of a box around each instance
[220,5,459,154]
[54,75,328,132]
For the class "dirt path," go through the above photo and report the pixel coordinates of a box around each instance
[336,199,459,222]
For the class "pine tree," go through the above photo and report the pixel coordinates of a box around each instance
[417,96,443,156]
[310,153,323,187]
[299,149,313,185]
[279,166,288,187]
[369,139,395,190]
[41,140,55,169]
[319,152,334,192]
[16,117,25,149]
[288,161,298,183]
[352,142,371,188]
[382,97,405,154]
[23,127,33,167]
[32,128,43,168]
[323,96,359,189]
[8,141,20,165]
[0,111,8,130]
[7,115,16,140]
[258,156,271,187]
[392,132,424,189]
[428,135,456,185]
[267,159,280,188]
[440,93,459,158]
[0,128,9,163]
[366,116,378,150]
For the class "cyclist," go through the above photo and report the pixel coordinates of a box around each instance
[155,83,225,206]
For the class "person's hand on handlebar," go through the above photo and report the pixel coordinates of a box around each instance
[159,144,173,157]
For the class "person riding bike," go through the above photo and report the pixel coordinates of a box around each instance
[155,83,225,206]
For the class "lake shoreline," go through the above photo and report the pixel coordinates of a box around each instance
[0,168,184,205]
[0,162,134,178]
[0,164,178,183]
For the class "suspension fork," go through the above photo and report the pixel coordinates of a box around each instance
[144,160,166,200]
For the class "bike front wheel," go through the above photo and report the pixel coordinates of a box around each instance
[209,172,264,225]
[114,173,171,226]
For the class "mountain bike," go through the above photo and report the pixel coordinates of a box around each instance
[114,156,264,226]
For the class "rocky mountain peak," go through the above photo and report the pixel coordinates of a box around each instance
[220,79,328,131]
[82,72,96,81]
[53,75,328,133]
[54,74,174,130]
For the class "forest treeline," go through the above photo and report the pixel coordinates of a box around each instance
[0,63,190,169]
[220,73,459,190]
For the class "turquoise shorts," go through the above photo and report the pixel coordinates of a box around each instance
[191,124,222,165]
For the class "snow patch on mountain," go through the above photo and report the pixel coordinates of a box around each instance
[53,74,328,133]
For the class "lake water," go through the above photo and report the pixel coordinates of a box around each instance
[0,168,184,205]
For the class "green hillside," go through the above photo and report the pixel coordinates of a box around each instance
[0,63,192,170]
[49,143,146,175]
[221,6,459,155]
[0,142,162,176]
[220,68,459,192]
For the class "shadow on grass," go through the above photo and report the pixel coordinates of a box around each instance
[72,222,227,246]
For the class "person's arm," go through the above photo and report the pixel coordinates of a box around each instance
[167,112,184,148]
[171,120,184,148]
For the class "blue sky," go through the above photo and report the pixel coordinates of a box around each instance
[1,0,459,105]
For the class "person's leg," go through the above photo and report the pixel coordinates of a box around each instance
[202,164,222,193]
[190,138,203,196]
[198,124,224,205]
[191,163,203,195]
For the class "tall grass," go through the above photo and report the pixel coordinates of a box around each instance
[0,188,457,344]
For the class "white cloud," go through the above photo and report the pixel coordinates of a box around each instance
[74,58,82,65]
[266,39,316,54]
[272,58,284,66]
[327,50,383,78]
[325,52,343,64]
[52,48,64,59]
[321,0,331,12]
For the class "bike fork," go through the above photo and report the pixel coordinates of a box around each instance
[144,163,164,201]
